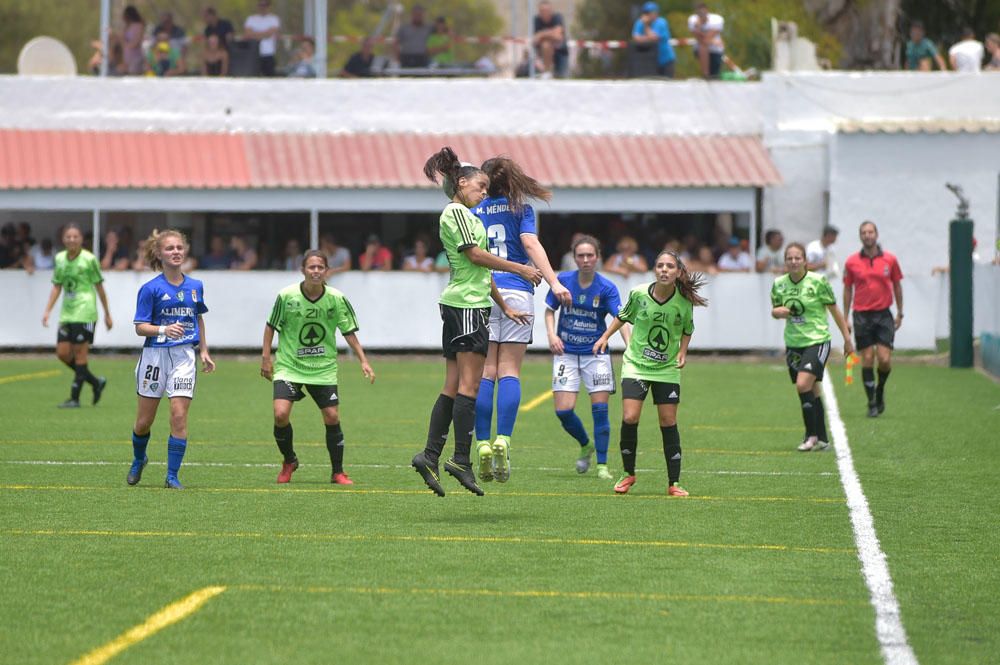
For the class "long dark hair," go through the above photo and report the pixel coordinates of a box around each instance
[423,147,485,200]
[655,249,708,307]
[123,5,143,24]
[301,249,328,268]
[481,156,550,214]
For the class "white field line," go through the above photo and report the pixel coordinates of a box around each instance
[822,380,918,665]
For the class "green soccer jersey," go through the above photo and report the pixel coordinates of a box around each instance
[52,249,103,323]
[770,272,836,348]
[617,283,695,384]
[267,283,360,385]
[438,202,491,309]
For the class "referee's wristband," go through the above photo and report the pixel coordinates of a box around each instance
[158,325,166,336]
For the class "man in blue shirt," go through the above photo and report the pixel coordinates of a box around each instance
[632,1,675,78]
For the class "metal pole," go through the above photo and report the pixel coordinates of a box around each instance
[510,0,517,77]
[304,0,315,36]
[92,209,101,256]
[314,0,328,78]
[946,183,974,368]
[527,0,536,79]
[99,0,110,77]
[310,209,319,250]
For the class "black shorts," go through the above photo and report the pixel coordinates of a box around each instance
[786,342,831,383]
[273,380,339,408]
[621,378,680,404]
[853,309,895,350]
[440,304,490,359]
[57,322,95,345]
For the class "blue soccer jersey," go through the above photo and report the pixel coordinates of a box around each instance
[545,271,622,355]
[133,274,209,348]
[472,196,537,292]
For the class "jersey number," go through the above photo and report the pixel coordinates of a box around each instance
[557,364,565,377]
[487,224,508,260]
[143,365,160,381]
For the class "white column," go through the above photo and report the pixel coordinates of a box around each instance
[99,0,110,77]
[314,0,328,78]
[92,209,101,256]
[310,209,319,249]
[526,0,536,79]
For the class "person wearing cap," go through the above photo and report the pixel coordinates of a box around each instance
[146,30,182,77]
[807,225,840,278]
[359,235,393,271]
[716,235,752,272]
[688,2,725,79]
[632,1,676,78]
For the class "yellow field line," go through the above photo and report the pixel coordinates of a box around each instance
[520,389,551,412]
[233,583,864,608]
[0,484,843,503]
[0,369,62,385]
[69,586,226,665]
[4,528,853,555]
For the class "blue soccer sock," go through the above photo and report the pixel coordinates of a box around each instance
[591,403,610,464]
[556,409,589,446]
[166,435,187,479]
[132,431,150,462]
[496,376,521,438]
[474,378,495,441]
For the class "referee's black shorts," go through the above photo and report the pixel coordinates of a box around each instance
[440,304,490,359]
[853,309,895,350]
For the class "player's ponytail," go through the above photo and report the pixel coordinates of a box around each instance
[423,147,484,199]
[143,228,188,272]
[481,156,551,214]
[657,249,708,307]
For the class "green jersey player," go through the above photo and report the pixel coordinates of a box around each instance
[770,242,853,452]
[261,251,375,485]
[593,249,707,497]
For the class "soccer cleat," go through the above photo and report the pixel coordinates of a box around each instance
[126,456,148,486]
[614,474,636,494]
[444,458,485,496]
[411,452,445,497]
[667,483,689,497]
[277,459,299,484]
[164,476,184,490]
[57,399,80,409]
[476,441,494,482]
[596,464,613,481]
[876,399,885,415]
[92,377,107,405]
[331,472,354,485]
[813,440,830,451]
[797,438,820,452]
[867,403,879,418]
[576,444,595,474]
[491,438,510,483]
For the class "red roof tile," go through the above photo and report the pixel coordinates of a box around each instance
[0,129,781,191]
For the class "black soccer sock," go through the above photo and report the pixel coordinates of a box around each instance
[661,425,682,485]
[798,391,817,438]
[77,363,99,387]
[451,394,476,465]
[620,422,638,475]
[61,357,76,370]
[876,369,891,404]
[273,424,296,463]
[814,396,829,443]
[71,365,86,400]
[862,368,876,404]
[423,393,454,464]
[326,423,345,474]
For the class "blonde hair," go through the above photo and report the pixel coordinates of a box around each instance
[142,228,188,272]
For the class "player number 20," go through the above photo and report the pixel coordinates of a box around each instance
[143,365,160,381]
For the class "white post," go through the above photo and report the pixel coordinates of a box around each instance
[99,0,110,77]
[526,0,536,79]
[310,209,319,250]
[92,209,101,256]
[748,195,758,261]
[314,0,328,78]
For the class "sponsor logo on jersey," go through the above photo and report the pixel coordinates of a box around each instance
[669,390,679,399]
[592,373,611,385]
[177,291,185,301]
[173,377,194,391]
[592,296,601,308]
[191,290,198,303]
[330,393,338,401]
[558,376,567,385]
[297,346,327,357]
[161,293,172,301]
[578,294,586,304]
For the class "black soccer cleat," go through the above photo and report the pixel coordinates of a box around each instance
[866,403,879,418]
[411,452,445,497]
[444,458,485,496]
[58,399,80,409]
[92,377,107,405]
[876,399,885,415]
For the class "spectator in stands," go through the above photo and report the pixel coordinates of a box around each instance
[689,2,725,79]
[341,38,375,77]
[32,237,55,270]
[604,236,648,276]
[985,34,1000,71]
[717,236,752,272]
[288,37,317,77]
[200,235,232,270]
[427,17,456,68]
[806,225,840,278]
[403,238,435,272]
[756,229,785,273]
[203,7,235,50]
[687,245,719,275]
[147,30,183,77]
[359,234,392,271]
[280,238,304,270]
[0,223,29,271]
[394,4,432,68]
[905,21,947,71]
[121,5,146,76]
[949,27,984,73]
[244,0,282,77]
[230,236,258,270]
[101,228,133,270]
[560,232,585,271]
[89,35,126,76]
[631,1,675,78]
[533,0,569,79]
[320,234,351,275]
[202,34,229,76]
[154,12,187,57]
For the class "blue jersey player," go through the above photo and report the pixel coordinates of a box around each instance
[127,229,215,490]
[544,235,629,480]
[471,157,571,484]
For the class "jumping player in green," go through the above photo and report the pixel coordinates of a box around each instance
[261,250,375,485]
[593,249,707,496]
[41,223,112,408]
[770,242,853,451]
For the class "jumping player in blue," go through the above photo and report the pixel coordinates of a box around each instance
[472,157,571,483]
[127,229,215,489]
[544,235,628,480]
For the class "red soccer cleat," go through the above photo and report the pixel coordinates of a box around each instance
[331,472,354,485]
[277,459,299,484]
[614,474,636,494]
[667,483,689,497]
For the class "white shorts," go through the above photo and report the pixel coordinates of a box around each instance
[135,345,197,399]
[552,353,616,394]
[489,288,534,344]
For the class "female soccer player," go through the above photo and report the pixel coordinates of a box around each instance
[593,249,706,496]
[770,242,853,451]
[411,147,542,497]
[127,229,215,489]
[42,224,113,408]
[472,156,571,483]
[261,250,375,485]
[545,235,629,481]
